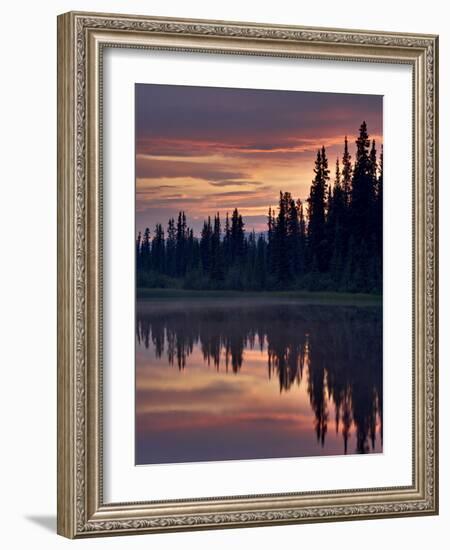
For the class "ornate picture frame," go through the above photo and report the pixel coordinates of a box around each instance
[57,11,438,538]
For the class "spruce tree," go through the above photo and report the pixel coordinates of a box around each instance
[184,228,199,274]
[340,136,353,267]
[230,208,245,263]
[223,212,231,267]
[375,144,383,252]
[245,230,258,289]
[349,122,377,291]
[307,146,329,272]
[273,192,290,283]
[141,227,151,272]
[342,136,352,207]
[256,234,267,289]
[298,199,307,274]
[200,217,212,275]
[176,211,187,276]
[327,158,346,282]
[166,218,176,276]
[152,224,165,273]
[369,139,378,185]
[267,206,275,275]
[374,144,383,292]
[136,231,142,271]
[351,121,374,243]
[287,194,301,278]
[211,213,224,282]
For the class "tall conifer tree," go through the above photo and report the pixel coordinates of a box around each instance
[307,146,329,272]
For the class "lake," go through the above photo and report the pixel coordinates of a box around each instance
[135,296,382,464]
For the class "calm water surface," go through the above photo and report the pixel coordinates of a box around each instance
[136,297,382,464]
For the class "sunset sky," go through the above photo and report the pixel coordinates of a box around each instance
[136,84,382,236]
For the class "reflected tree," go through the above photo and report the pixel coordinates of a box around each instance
[136,302,382,454]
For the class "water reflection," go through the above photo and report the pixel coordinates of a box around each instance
[136,299,382,464]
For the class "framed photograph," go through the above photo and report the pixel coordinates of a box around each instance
[57,11,439,538]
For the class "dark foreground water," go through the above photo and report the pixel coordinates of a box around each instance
[135,297,382,465]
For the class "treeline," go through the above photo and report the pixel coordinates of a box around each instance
[136,121,382,293]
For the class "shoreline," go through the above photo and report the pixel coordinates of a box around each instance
[136,287,382,306]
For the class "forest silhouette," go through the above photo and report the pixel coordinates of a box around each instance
[136,122,382,293]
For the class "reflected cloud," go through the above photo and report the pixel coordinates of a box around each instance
[136,299,383,464]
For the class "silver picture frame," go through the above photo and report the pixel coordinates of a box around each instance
[57,11,439,538]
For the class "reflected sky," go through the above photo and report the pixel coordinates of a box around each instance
[136,298,382,464]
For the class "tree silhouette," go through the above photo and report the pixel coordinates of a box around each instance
[166,218,176,276]
[307,146,330,273]
[200,216,212,275]
[211,213,224,282]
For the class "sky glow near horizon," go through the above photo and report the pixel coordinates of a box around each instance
[135,83,383,236]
